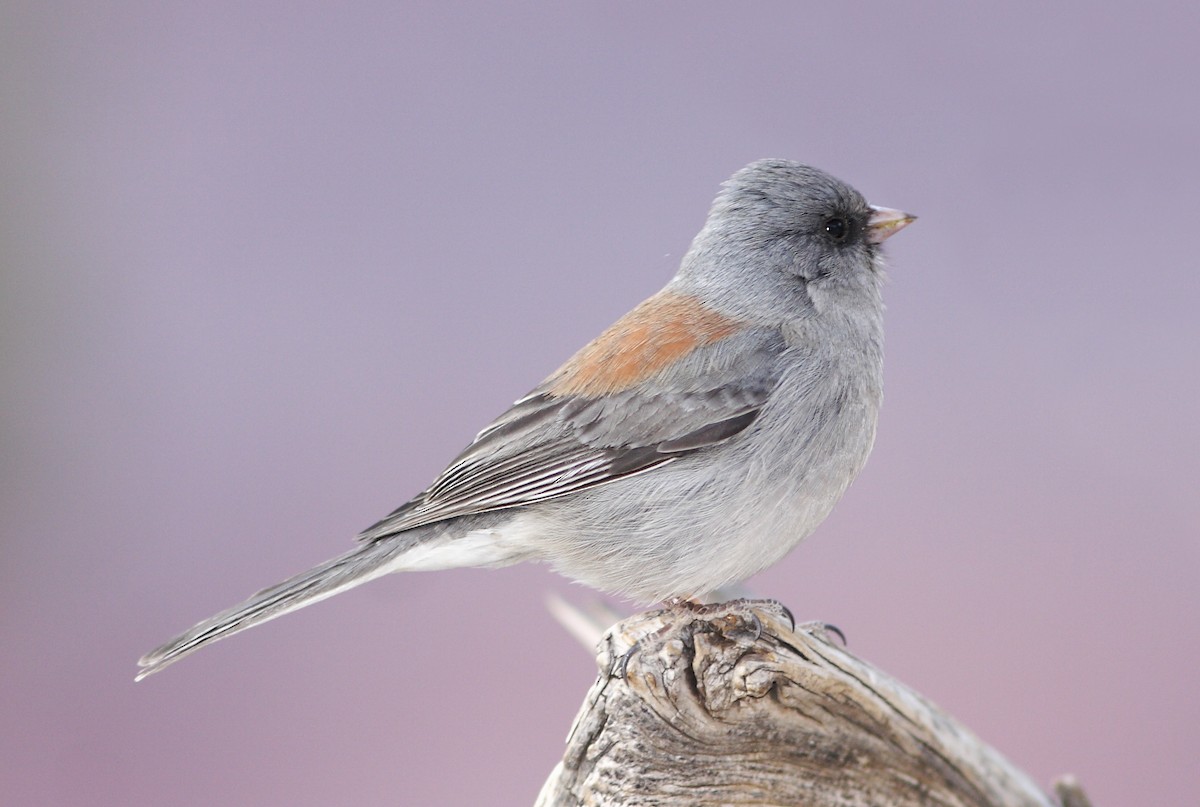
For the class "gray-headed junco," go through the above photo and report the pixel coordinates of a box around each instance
[137,159,914,680]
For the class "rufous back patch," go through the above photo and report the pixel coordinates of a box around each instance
[548,292,742,397]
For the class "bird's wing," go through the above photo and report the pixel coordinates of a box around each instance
[357,293,784,541]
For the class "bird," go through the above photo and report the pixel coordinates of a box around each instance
[136,159,915,680]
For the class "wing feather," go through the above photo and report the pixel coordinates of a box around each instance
[357,325,783,542]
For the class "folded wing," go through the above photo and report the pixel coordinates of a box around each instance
[358,301,784,541]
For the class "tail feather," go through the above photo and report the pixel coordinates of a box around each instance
[136,539,404,681]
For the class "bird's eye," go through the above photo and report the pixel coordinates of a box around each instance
[824,217,848,242]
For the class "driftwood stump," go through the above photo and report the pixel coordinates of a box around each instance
[537,600,1090,807]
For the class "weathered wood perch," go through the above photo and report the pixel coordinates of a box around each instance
[537,600,1091,807]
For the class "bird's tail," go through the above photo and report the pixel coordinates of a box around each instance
[136,538,408,681]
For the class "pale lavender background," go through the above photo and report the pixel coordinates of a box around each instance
[2,2,1197,805]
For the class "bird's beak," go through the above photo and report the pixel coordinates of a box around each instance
[865,205,917,244]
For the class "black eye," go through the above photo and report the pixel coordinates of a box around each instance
[824,217,848,242]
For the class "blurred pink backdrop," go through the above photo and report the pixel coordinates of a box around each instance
[2,2,1197,805]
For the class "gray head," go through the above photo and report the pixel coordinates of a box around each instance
[674,159,913,324]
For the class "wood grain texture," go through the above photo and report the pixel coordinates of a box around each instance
[538,601,1084,807]
[548,292,742,397]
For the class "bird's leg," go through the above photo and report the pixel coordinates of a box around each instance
[666,595,796,634]
[614,596,807,679]
[614,597,705,678]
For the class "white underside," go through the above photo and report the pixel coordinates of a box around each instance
[383,521,535,572]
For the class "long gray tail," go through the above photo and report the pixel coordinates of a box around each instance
[136,538,406,681]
